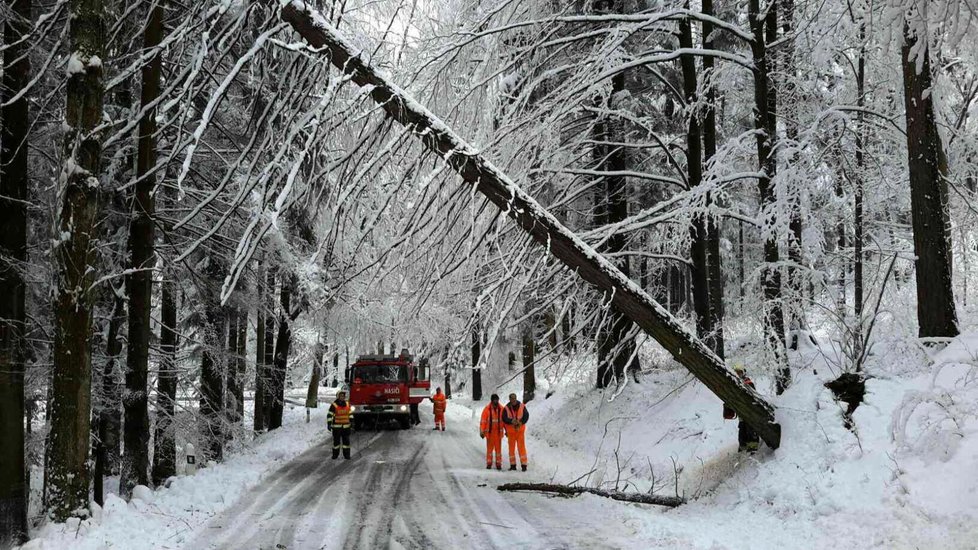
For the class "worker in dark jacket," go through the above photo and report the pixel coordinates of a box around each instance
[502,393,529,471]
[327,390,354,459]
[723,365,760,453]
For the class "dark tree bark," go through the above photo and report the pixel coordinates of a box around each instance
[259,268,276,430]
[681,5,722,358]
[45,0,106,521]
[853,13,867,360]
[781,0,806,351]
[900,20,959,338]
[0,0,31,540]
[306,341,324,408]
[701,0,725,359]
[152,268,178,485]
[278,2,782,448]
[121,0,165,497]
[331,351,339,387]
[235,309,247,417]
[593,31,637,389]
[254,267,267,432]
[226,309,242,430]
[93,292,124,505]
[521,323,536,403]
[269,275,293,430]
[199,290,225,461]
[748,0,788,393]
[471,328,482,401]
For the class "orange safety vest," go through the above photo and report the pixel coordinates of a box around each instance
[504,403,526,426]
[480,403,505,436]
[432,393,447,414]
[331,402,352,427]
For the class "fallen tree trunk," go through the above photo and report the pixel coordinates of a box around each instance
[498,483,685,508]
[275,1,781,450]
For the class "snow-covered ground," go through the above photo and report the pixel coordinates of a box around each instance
[19,332,978,549]
[19,394,335,550]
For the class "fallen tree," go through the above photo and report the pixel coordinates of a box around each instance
[498,482,685,508]
[274,1,781,449]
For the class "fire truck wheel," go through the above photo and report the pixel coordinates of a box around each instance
[398,417,411,430]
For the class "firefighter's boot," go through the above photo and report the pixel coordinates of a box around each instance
[509,465,517,471]
[486,464,492,470]
[521,465,527,472]
[496,464,502,471]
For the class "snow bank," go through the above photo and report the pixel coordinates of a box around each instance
[497,333,978,549]
[19,404,330,550]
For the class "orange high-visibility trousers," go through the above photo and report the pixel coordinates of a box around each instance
[505,425,527,466]
[434,412,446,429]
[485,433,503,466]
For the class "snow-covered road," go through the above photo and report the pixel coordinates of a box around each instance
[188,418,623,549]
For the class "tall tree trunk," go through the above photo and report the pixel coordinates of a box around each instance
[45,0,105,521]
[852,13,867,364]
[121,0,164,496]
[260,269,276,430]
[254,267,267,432]
[522,324,536,403]
[701,0,725,359]
[235,309,247,417]
[269,275,293,430]
[594,19,637,388]
[306,341,324,408]
[471,328,482,401]
[0,0,31,540]
[749,0,788,392]
[152,268,178,485]
[199,290,225,461]
[782,0,805,350]
[226,309,241,431]
[93,292,124,505]
[900,19,958,338]
[278,2,782,448]
[681,5,719,357]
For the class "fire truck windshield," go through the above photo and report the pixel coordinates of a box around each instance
[353,364,406,384]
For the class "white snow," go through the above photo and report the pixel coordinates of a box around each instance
[65,53,85,76]
[19,401,332,550]
[20,331,978,549]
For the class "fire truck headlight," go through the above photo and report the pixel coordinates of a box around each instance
[400,405,408,412]
[350,406,356,412]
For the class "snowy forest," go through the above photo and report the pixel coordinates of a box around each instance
[1,0,977,548]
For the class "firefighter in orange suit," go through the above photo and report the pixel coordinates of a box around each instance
[431,387,447,431]
[327,390,354,460]
[480,394,505,470]
[502,393,529,471]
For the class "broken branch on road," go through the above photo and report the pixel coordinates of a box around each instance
[497,482,685,508]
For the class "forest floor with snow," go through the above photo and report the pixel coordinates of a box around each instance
[17,329,978,549]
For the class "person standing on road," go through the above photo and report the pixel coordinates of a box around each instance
[723,364,760,453]
[327,390,354,459]
[431,387,447,431]
[480,394,505,470]
[502,393,529,471]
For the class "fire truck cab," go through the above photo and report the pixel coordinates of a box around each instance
[347,349,431,430]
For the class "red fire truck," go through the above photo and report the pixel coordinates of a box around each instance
[347,349,431,429]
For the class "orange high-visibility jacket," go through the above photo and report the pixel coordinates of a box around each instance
[502,402,528,426]
[480,403,505,436]
[328,401,353,428]
[432,392,447,414]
